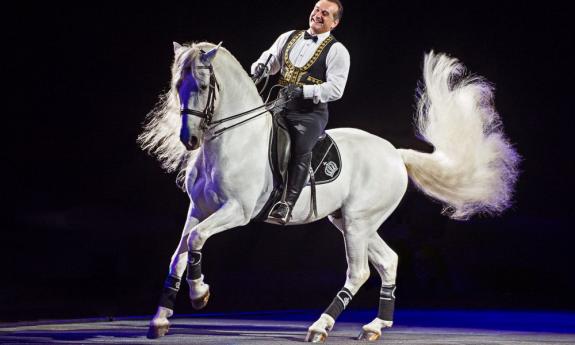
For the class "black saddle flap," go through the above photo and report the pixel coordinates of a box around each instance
[271,114,291,184]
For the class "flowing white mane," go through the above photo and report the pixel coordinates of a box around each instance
[138,42,256,186]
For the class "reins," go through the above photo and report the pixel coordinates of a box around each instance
[180,62,290,139]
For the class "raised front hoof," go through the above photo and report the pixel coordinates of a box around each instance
[191,289,210,310]
[147,323,169,339]
[305,330,327,343]
[357,330,381,341]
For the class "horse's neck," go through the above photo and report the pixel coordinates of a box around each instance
[194,58,274,207]
[202,78,271,168]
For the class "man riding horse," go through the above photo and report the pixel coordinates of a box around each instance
[251,0,350,224]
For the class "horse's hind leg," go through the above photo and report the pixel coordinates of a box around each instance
[357,233,398,341]
[147,212,200,339]
[306,215,373,342]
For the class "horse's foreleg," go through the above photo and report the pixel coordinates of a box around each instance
[148,212,200,339]
[306,217,372,343]
[358,233,398,341]
[186,200,249,309]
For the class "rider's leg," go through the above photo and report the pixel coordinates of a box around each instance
[284,150,312,208]
[269,112,326,223]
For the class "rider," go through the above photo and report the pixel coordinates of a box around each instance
[251,0,350,224]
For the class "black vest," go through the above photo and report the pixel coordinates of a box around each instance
[279,30,337,112]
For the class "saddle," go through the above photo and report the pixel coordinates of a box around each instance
[254,112,342,222]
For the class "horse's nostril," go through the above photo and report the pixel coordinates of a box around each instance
[190,136,198,149]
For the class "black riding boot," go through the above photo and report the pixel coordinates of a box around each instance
[269,152,312,224]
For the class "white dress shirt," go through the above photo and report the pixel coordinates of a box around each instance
[251,30,350,104]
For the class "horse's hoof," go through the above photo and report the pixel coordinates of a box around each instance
[305,330,327,343]
[147,323,169,339]
[357,330,381,341]
[191,289,210,310]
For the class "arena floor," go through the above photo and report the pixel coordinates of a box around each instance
[1,310,574,344]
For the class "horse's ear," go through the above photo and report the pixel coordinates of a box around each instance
[173,41,183,54]
[201,41,223,64]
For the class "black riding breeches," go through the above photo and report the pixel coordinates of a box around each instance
[282,108,328,155]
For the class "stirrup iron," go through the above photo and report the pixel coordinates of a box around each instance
[268,201,291,225]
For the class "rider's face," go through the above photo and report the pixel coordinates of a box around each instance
[308,0,340,35]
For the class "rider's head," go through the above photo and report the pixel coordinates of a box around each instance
[308,0,343,35]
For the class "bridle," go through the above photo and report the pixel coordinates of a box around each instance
[179,64,219,132]
[179,55,290,139]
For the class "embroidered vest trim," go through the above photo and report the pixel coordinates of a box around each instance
[279,31,335,86]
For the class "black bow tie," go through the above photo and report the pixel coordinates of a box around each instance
[304,31,318,42]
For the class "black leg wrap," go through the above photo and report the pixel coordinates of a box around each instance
[158,275,181,309]
[377,285,396,321]
[187,251,202,281]
[324,287,353,320]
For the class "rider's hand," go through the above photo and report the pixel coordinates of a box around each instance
[251,63,268,84]
[286,84,303,99]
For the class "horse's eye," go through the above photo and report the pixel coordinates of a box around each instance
[200,85,208,91]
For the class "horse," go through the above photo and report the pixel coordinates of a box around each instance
[138,41,519,342]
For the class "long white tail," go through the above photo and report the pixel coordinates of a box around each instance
[398,52,520,220]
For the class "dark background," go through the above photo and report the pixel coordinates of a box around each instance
[2,1,573,322]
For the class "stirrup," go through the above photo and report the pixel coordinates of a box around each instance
[268,201,291,225]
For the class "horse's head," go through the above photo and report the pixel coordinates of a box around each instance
[173,41,222,150]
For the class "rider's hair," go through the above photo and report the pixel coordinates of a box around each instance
[327,0,343,22]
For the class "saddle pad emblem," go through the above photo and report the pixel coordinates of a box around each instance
[323,161,338,177]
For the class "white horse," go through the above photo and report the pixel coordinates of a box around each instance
[138,41,519,342]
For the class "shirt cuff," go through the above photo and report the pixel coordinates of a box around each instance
[302,85,320,104]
